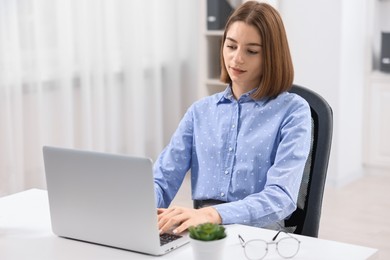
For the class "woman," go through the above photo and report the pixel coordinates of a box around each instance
[155,1,311,234]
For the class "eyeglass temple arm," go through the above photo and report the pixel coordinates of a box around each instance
[238,234,245,247]
[272,230,297,242]
[240,231,285,243]
[272,230,282,241]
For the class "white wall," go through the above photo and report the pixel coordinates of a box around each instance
[279,0,368,187]
[337,0,367,185]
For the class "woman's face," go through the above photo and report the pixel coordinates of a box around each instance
[223,21,263,93]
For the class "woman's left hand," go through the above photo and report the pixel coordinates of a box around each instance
[157,206,222,234]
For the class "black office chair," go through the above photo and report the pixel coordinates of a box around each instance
[284,84,333,237]
[194,84,333,238]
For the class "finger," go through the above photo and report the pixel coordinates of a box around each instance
[158,207,178,217]
[171,208,217,234]
[158,206,184,221]
[160,218,182,234]
[172,219,192,234]
[157,207,176,224]
[157,208,166,214]
[159,211,182,233]
[158,206,195,233]
[159,210,189,234]
[158,208,178,231]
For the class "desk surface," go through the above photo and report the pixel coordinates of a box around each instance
[0,189,378,260]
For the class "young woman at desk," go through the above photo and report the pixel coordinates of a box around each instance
[155,1,311,235]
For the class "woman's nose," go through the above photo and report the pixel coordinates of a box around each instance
[232,50,244,64]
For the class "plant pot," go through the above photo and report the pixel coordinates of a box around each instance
[190,236,227,260]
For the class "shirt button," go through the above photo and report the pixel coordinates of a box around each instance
[221,192,225,197]
[224,170,229,175]
[232,124,235,129]
[228,147,233,152]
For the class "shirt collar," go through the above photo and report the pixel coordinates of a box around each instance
[217,85,262,104]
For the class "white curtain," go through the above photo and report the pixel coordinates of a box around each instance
[0,0,199,196]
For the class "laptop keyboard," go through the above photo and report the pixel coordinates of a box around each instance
[160,233,182,246]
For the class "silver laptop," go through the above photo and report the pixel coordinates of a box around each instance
[43,146,189,256]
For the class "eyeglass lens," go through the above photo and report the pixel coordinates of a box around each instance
[244,239,268,260]
[276,237,300,258]
[244,237,299,260]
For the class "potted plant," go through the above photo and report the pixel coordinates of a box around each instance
[188,223,227,260]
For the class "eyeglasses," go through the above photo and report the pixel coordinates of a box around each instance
[238,231,301,260]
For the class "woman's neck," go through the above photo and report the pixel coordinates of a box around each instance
[231,83,257,100]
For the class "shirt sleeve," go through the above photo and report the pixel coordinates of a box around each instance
[213,97,312,227]
[153,107,194,208]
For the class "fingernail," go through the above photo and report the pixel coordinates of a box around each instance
[173,229,177,234]
[159,229,162,234]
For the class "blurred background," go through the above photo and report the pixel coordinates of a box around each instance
[0,0,389,257]
[0,0,199,195]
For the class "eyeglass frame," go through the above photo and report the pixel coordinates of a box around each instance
[238,230,301,260]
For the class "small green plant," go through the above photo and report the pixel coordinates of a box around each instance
[189,223,226,241]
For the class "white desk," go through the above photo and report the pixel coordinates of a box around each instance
[0,189,378,260]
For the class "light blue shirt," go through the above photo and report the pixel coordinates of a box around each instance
[153,86,311,227]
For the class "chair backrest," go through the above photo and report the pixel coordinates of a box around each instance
[285,84,333,237]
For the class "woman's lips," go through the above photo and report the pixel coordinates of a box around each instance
[230,66,246,75]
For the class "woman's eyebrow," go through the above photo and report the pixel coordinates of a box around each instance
[226,37,262,47]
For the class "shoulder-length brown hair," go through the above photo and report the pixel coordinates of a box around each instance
[220,1,293,99]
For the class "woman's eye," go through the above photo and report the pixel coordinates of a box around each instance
[226,45,236,49]
[247,50,259,55]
